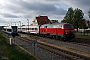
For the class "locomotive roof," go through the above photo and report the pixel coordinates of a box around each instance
[41,23,70,26]
[20,25,39,28]
[4,26,11,29]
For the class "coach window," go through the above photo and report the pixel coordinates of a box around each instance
[22,28,23,30]
[26,28,28,30]
[29,28,31,30]
[56,25,59,28]
[44,26,47,28]
[35,28,38,30]
[59,25,62,28]
[53,25,57,28]
[41,25,44,28]
[48,25,51,28]
[50,25,53,28]
[32,28,34,30]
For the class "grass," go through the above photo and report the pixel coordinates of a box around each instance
[0,32,37,60]
[71,32,90,44]
[75,32,90,39]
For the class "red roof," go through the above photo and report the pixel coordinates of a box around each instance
[85,20,89,23]
[36,15,50,25]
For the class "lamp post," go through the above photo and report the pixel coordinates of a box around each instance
[8,23,10,26]
[5,24,8,32]
[22,23,23,26]
[27,19,29,33]
[19,21,21,30]
[14,22,16,26]
[11,23,12,26]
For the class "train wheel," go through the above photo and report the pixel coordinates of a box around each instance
[61,37,67,42]
[52,35,54,39]
[55,36,58,39]
[57,36,61,40]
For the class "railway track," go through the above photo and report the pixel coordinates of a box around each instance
[19,33,90,47]
[31,35,90,53]
[28,35,90,50]
[15,36,90,60]
[67,41,90,48]
[42,36,90,47]
[3,32,90,60]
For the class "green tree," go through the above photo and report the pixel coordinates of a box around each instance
[88,11,90,18]
[73,8,84,32]
[88,21,90,28]
[61,7,85,32]
[88,11,90,28]
[50,20,59,24]
[81,19,87,29]
[61,7,74,25]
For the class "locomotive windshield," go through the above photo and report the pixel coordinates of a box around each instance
[64,24,73,28]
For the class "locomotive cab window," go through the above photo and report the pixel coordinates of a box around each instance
[70,25,73,28]
[64,24,73,28]
[64,25,69,28]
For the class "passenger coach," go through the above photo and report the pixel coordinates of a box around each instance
[18,25,39,34]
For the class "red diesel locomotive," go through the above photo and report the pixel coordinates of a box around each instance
[40,23,75,41]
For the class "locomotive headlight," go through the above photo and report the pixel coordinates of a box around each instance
[65,33,68,34]
[65,30,69,34]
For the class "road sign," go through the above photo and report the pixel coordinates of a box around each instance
[31,40,37,47]
[31,40,37,55]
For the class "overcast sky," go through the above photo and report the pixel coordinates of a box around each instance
[0,0,90,26]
